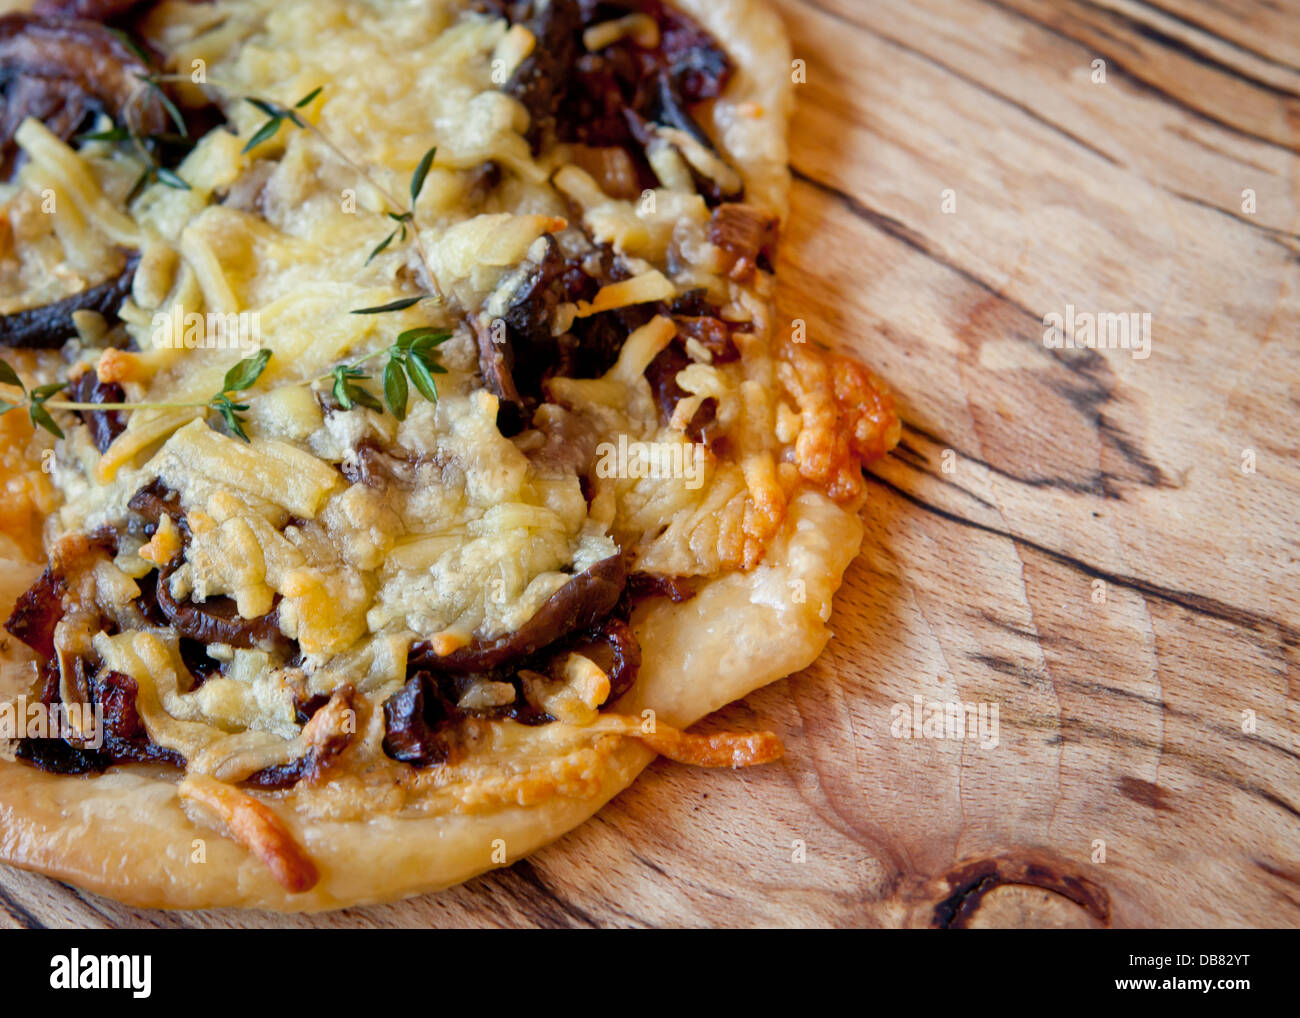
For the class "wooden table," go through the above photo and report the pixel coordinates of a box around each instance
[2,0,1297,928]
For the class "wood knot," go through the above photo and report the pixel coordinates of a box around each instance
[928,852,1111,928]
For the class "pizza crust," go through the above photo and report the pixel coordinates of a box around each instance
[0,492,860,910]
[0,0,878,912]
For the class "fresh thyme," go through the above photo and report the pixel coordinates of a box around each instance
[240,87,320,154]
[365,144,438,264]
[0,349,272,443]
[76,33,193,201]
[0,316,451,443]
[323,325,450,421]
[0,359,68,439]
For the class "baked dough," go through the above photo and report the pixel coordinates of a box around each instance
[0,0,896,910]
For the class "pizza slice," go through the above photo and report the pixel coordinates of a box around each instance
[0,0,898,910]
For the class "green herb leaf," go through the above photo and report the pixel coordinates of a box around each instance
[396,327,450,351]
[409,332,452,362]
[157,89,189,139]
[365,228,399,265]
[30,382,65,400]
[410,146,437,206]
[221,349,271,393]
[383,358,408,421]
[245,98,283,118]
[406,352,439,403]
[295,86,323,108]
[155,167,190,190]
[0,399,15,414]
[350,296,423,315]
[0,359,24,391]
[78,126,131,144]
[29,401,63,439]
[241,115,283,154]
[125,167,153,204]
[349,383,384,413]
[331,366,355,410]
[386,211,413,223]
[136,74,187,138]
[212,397,250,442]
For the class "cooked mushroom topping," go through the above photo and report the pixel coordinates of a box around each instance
[14,661,184,775]
[564,615,641,707]
[381,671,462,766]
[482,0,739,202]
[0,251,139,348]
[4,564,64,658]
[31,0,146,21]
[68,367,127,452]
[644,338,722,446]
[245,686,357,789]
[0,15,168,177]
[408,553,627,674]
[154,563,287,651]
[709,203,778,279]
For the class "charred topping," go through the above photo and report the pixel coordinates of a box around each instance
[245,686,356,789]
[564,614,640,704]
[382,670,461,767]
[13,659,184,775]
[68,366,127,452]
[4,565,64,659]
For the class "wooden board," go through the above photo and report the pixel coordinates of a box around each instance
[1,0,1298,928]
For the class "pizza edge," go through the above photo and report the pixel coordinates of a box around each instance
[0,0,875,912]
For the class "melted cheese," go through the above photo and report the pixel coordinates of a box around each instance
[0,0,896,825]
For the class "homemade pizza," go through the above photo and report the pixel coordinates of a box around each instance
[0,0,898,910]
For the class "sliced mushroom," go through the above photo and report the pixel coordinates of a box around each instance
[4,565,65,659]
[502,0,582,152]
[154,563,287,652]
[644,338,722,446]
[0,251,139,348]
[0,15,168,177]
[381,671,462,766]
[68,366,127,452]
[408,553,627,674]
[32,0,147,21]
[245,685,356,789]
[709,202,778,278]
[562,615,641,707]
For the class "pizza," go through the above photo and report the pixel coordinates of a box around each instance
[0,0,898,910]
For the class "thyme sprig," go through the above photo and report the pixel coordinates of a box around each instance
[240,87,321,153]
[366,145,437,265]
[320,325,451,421]
[132,77,444,301]
[0,350,272,442]
[76,52,193,201]
[0,315,451,444]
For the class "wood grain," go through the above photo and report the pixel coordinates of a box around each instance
[2,0,1297,927]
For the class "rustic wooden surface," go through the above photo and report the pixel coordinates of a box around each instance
[2,0,1298,928]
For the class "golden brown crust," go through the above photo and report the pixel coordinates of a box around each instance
[0,0,889,911]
